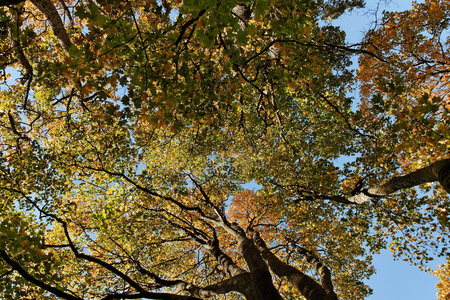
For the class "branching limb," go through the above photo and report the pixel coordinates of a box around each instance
[348,159,450,204]
[8,15,33,86]
[280,159,450,205]
[248,229,331,300]
[203,231,247,277]
[160,274,250,299]
[180,180,282,299]
[134,221,246,297]
[56,219,147,293]
[5,188,154,297]
[174,9,206,46]
[75,165,207,216]
[7,5,33,107]
[101,292,201,300]
[289,241,338,300]
[0,250,82,300]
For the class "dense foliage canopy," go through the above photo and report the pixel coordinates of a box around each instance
[0,0,449,299]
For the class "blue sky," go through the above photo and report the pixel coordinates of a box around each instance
[332,0,445,299]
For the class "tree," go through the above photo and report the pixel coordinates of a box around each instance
[354,0,450,264]
[0,0,448,299]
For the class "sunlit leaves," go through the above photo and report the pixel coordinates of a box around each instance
[0,0,448,298]
[433,260,450,300]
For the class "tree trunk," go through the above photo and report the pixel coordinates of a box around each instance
[249,230,335,300]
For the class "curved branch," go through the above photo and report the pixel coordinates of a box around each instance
[203,231,246,277]
[202,219,283,299]
[348,159,450,204]
[190,273,251,298]
[174,9,206,46]
[169,274,251,299]
[74,164,207,216]
[8,18,33,86]
[0,250,82,300]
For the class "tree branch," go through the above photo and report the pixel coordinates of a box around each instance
[101,292,201,300]
[58,219,151,294]
[8,16,33,87]
[248,229,331,300]
[289,242,338,300]
[30,0,73,51]
[174,9,206,46]
[0,250,82,300]
[203,231,246,277]
[348,159,450,204]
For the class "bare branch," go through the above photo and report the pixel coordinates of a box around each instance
[174,9,206,46]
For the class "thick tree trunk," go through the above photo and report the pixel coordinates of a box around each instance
[235,239,284,300]
[201,217,283,300]
[249,230,335,300]
[348,159,450,204]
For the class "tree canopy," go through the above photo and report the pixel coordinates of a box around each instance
[0,0,448,299]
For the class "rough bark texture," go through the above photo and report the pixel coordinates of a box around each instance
[200,216,284,300]
[292,245,338,300]
[30,0,72,51]
[204,234,247,278]
[238,239,284,300]
[249,230,334,300]
[348,159,450,204]
[172,274,251,298]
[231,4,251,29]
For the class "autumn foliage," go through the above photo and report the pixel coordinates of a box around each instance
[0,0,449,299]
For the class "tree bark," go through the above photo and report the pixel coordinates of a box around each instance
[249,230,335,300]
[348,159,450,204]
[237,239,285,300]
[291,244,338,300]
[170,274,251,298]
[30,0,72,51]
[204,237,247,277]
[231,4,251,29]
